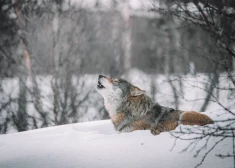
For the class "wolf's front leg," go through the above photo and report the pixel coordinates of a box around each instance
[116,115,151,132]
[116,115,137,131]
[150,128,162,135]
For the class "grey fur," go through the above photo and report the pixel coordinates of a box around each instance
[116,103,176,131]
[97,75,214,135]
[97,76,180,132]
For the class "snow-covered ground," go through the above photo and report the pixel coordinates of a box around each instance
[0,118,233,168]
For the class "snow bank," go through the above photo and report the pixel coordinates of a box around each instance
[0,119,232,168]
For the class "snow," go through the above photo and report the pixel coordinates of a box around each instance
[0,118,233,168]
[2,5,9,11]
[8,11,17,19]
[223,7,235,15]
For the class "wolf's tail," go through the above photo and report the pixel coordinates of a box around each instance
[179,111,214,126]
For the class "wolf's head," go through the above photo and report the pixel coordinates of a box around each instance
[96,75,145,104]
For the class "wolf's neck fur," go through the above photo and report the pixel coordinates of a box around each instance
[105,94,155,117]
[104,95,122,117]
[104,100,120,117]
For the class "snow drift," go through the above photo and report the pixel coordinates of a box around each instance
[0,118,232,168]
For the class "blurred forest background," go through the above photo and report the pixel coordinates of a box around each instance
[0,0,234,135]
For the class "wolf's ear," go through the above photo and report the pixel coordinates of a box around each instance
[130,86,145,96]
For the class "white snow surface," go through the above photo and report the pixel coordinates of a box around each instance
[0,118,233,168]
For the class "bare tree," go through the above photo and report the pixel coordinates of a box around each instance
[0,0,108,133]
[151,0,235,167]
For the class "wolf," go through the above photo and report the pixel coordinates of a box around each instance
[96,75,214,135]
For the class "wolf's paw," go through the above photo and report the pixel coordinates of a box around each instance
[150,129,161,135]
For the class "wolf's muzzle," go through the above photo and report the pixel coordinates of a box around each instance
[99,75,105,79]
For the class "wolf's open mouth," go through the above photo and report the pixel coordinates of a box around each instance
[97,81,105,89]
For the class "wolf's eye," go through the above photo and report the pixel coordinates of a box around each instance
[112,79,119,84]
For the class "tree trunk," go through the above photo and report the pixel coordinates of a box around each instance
[120,1,131,79]
[200,65,219,112]
[17,74,28,131]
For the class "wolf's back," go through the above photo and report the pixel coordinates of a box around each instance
[151,110,214,135]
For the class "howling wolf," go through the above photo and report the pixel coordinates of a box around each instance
[96,75,214,135]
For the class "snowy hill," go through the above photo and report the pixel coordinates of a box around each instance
[0,119,233,168]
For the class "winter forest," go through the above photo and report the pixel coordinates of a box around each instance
[0,0,235,167]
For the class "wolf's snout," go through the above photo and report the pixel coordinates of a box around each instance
[98,75,112,83]
[97,75,114,90]
[99,75,105,79]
